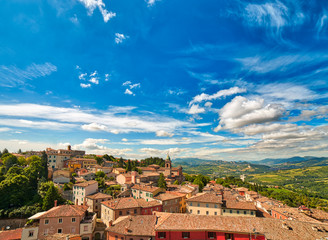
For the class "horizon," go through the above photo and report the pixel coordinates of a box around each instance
[0,0,328,161]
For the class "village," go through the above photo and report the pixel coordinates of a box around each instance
[0,145,328,240]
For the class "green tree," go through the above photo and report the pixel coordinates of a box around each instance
[42,185,61,210]
[24,156,44,190]
[2,154,18,170]
[173,180,179,185]
[158,173,167,190]
[38,181,55,199]
[95,171,106,178]
[2,148,8,154]
[126,160,132,172]
[41,151,48,180]
[118,157,124,168]
[18,149,22,154]
[95,156,104,166]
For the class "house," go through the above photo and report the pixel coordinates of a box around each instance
[186,192,223,216]
[235,187,248,196]
[223,200,257,217]
[86,192,112,217]
[53,175,70,184]
[79,172,96,181]
[112,168,126,175]
[106,215,156,240]
[73,180,98,205]
[68,161,82,173]
[131,184,164,201]
[116,171,137,185]
[101,197,162,227]
[270,206,321,223]
[72,158,98,169]
[22,204,96,240]
[153,192,182,213]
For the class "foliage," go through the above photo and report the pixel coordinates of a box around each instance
[95,156,104,166]
[158,173,167,190]
[125,160,132,172]
[96,171,106,178]
[140,157,165,167]
[42,184,63,210]
[173,180,179,185]
[2,154,18,171]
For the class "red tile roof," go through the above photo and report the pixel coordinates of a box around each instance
[74,180,98,187]
[86,192,112,200]
[186,193,223,204]
[102,197,161,210]
[0,228,22,240]
[36,205,88,218]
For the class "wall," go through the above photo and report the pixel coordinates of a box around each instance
[222,209,255,217]
[186,202,222,216]
[271,210,288,220]
[155,231,265,240]
[0,218,26,230]
[21,227,38,240]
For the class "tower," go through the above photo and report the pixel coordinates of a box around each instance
[164,154,172,177]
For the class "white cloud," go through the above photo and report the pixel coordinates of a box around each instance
[215,96,284,131]
[146,0,160,7]
[122,81,131,86]
[70,14,79,24]
[81,123,108,132]
[125,89,133,95]
[0,127,11,132]
[190,87,246,105]
[73,138,109,150]
[105,73,110,81]
[121,138,128,142]
[204,102,212,108]
[238,123,298,136]
[90,70,97,77]
[130,83,140,89]
[79,73,87,80]
[89,77,99,84]
[0,62,57,87]
[188,104,205,115]
[80,83,91,88]
[0,119,77,130]
[78,0,116,23]
[156,130,174,137]
[115,33,128,44]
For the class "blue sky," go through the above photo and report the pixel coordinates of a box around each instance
[0,0,327,161]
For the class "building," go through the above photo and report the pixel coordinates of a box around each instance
[101,197,162,227]
[72,158,98,169]
[86,192,112,218]
[112,168,126,175]
[271,206,322,223]
[46,146,85,170]
[0,228,22,240]
[186,192,223,216]
[154,192,183,213]
[131,184,164,202]
[106,215,156,240]
[73,180,98,205]
[22,204,96,240]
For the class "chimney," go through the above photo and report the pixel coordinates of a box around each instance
[54,200,57,207]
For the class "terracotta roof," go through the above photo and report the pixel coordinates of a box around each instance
[154,192,182,201]
[224,200,257,210]
[74,180,98,187]
[235,187,249,192]
[86,192,112,200]
[107,215,156,236]
[154,212,328,240]
[44,234,81,239]
[131,184,160,193]
[102,197,161,210]
[35,205,88,219]
[0,228,22,240]
[272,206,322,223]
[139,167,157,171]
[310,209,328,221]
[186,193,223,204]
[114,168,126,171]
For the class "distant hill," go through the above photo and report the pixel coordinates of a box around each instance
[250,156,328,166]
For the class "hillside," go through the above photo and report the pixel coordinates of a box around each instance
[247,165,328,199]
[172,158,272,177]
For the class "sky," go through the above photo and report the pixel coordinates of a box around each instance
[0,0,327,161]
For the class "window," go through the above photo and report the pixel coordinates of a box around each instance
[190,202,193,206]
[115,236,118,240]
[229,210,232,214]
[251,211,254,215]
[197,210,200,214]
[237,210,239,214]
[44,229,48,236]
[58,229,62,234]
[214,204,217,208]
[119,211,122,216]
[223,209,226,213]
[244,211,247,215]
[206,211,209,215]
[84,226,88,231]
[225,233,234,240]
[127,210,130,215]
[206,203,209,208]
[158,232,166,238]
[208,232,216,239]
[45,219,49,225]
[197,203,200,207]
[58,218,63,223]
[145,209,148,213]
[182,232,190,239]
[214,212,217,215]
[71,227,76,233]
[28,231,34,237]
[95,206,98,210]
[72,217,76,222]
[190,209,192,213]
[134,209,137,214]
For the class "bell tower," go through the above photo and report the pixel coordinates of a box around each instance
[164,154,172,177]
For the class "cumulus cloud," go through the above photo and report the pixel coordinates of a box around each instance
[89,77,99,84]
[79,73,87,80]
[125,89,133,95]
[81,123,108,132]
[73,138,109,150]
[78,0,116,23]
[156,130,174,137]
[215,96,284,131]
[190,87,246,105]
[80,83,91,88]
[146,0,159,7]
[188,104,205,115]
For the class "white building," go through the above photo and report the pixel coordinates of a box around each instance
[73,180,98,205]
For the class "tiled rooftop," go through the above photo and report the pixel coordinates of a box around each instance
[36,205,88,218]
[74,180,98,187]
[186,192,223,204]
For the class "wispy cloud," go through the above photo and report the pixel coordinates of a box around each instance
[115,33,128,44]
[78,0,116,23]
[80,83,91,88]
[0,62,57,87]
[190,87,246,105]
[146,0,160,7]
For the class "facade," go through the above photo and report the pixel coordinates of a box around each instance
[101,197,162,227]
[46,146,85,170]
[73,180,98,205]
[86,192,112,218]
[154,192,182,213]
[112,168,126,175]
[131,184,164,202]
[23,205,96,240]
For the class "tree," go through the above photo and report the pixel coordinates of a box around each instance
[158,173,167,190]
[18,149,22,154]
[118,157,124,168]
[173,180,179,185]
[38,181,55,199]
[2,148,8,154]
[95,171,106,178]
[42,184,62,210]
[2,154,18,170]
[126,160,132,172]
[193,177,204,192]
[95,156,104,166]
[41,151,48,180]
[24,156,44,190]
